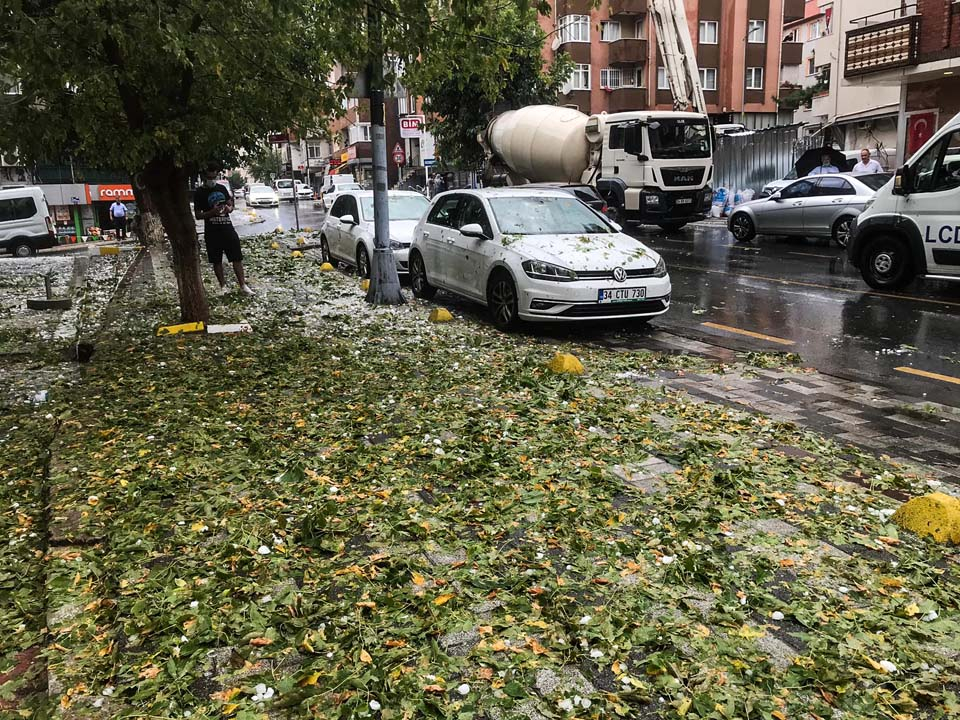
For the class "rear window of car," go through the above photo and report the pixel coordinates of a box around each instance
[0,196,38,222]
[855,173,893,191]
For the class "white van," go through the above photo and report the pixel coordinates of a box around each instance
[848,113,960,289]
[274,178,295,202]
[0,186,57,257]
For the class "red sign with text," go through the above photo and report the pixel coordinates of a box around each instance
[95,184,136,202]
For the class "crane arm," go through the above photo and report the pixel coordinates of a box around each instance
[647,0,707,114]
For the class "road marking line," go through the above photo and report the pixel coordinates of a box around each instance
[701,322,795,346]
[895,367,960,386]
[669,264,960,309]
[788,251,836,259]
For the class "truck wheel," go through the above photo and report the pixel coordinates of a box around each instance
[487,270,520,331]
[658,222,686,233]
[12,242,34,258]
[729,213,756,242]
[409,251,437,300]
[861,235,913,290]
[832,216,854,248]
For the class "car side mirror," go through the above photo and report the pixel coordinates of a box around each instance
[459,223,487,239]
[771,192,783,201]
[893,165,913,196]
[340,214,357,225]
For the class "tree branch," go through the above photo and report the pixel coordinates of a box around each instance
[101,35,146,131]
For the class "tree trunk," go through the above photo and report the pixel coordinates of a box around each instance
[142,157,209,323]
[130,177,165,247]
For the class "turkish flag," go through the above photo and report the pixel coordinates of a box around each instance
[907,111,938,156]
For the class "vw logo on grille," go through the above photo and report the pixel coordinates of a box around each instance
[612,267,627,283]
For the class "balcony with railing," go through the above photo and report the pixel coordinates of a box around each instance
[783,0,805,23]
[607,38,648,67]
[844,4,920,77]
[608,0,646,15]
[606,87,648,113]
[781,41,803,66]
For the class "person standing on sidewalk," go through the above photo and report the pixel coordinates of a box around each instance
[852,148,883,175]
[194,163,254,295]
[109,200,127,240]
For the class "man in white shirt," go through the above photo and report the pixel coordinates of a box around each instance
[852,148,883,175]
[109,200,127,239]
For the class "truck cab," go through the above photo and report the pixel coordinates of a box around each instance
[848,112,960,290]
[590,111,714,231]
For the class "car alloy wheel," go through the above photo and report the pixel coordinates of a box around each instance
[833,217,853,248]
[488,272,519,331]
[320,235,331,264]
[410,252,437,300]
[730,213,755,242]
[356,246,370,279]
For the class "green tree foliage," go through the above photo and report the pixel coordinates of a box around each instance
[244,144,286,184]
[1,0,551,321]
[227,171,245,190]
[411,6,572,169]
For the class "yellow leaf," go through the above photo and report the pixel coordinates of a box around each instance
[863,655,884,671]
[190,521,206,532]
[490,640,507,652]
[772,712,788,720]
[211,688,241,703]
[222,703,239,715]
[359,649,373,664]
[735,624,764,640]
[249,637,273,646]
[904,603,920,617]
[677,697,692,716]
[412,572,426,586]
[433,593,455,606]
[299,671,322,686]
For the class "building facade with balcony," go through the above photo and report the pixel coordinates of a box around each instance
[843,0,960,165]
[541,0,789,128]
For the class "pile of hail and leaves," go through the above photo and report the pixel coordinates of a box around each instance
[0,231,957,719]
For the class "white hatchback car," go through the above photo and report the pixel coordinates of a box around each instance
[247,184,279,207]
[319,190,431,277]
[409,188,671,330]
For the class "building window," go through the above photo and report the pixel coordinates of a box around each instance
[747,19,767,43]
[808,20,822,41]
[635,17,646,39]
[600,67,637,89]
[807,56,816,75]
[699,21,718,44]
[307,142,325,160]
[699,68,718,91]
[657,66,669,90]
[397,96,409,114]
[569,64,591,91]
[600,21,621,42]
[816,63,831,91]
[558,15,590,43]
[746,67,764,90]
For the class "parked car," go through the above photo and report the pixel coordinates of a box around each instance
[275,178,295,201]
[761,148,897,196]
[728,173,892,248]
[0,185,57,257]
[319,190,431,277]
[247,184,280,207]
[295,182,313,201]
[318,182,363,210]
[408,188,671,330]
[522,183,609,215]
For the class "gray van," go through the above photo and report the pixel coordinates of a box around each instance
[0,186,57,257]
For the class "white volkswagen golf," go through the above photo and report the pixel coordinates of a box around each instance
[409,188,671,330]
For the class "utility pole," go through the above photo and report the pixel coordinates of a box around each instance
[365,1,404,305]
[288,136,300,232]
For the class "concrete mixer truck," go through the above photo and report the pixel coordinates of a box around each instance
[479,0,713,231]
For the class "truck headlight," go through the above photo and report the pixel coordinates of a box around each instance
[521,259,578,282]
[653,257,667,277]
[644,194,660,207]
[702,189,713,205]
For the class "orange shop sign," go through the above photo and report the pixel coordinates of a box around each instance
[94,184,135,201]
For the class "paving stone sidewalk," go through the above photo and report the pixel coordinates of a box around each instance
[595,329,960,491]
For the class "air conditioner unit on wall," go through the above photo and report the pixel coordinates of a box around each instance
[1,151,20,167]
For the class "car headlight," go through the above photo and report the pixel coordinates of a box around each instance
[521,259,578,282]
[389,239,410,250]
[644,194,660,207]
[862,198,875,212]
[653,257,667,278]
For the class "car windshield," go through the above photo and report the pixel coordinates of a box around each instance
[648,119,711,159]
[276,180,293,188]
[360,194,429,221]
[489,196,612,235]
[855,173,893,191]
[250,185,270,192]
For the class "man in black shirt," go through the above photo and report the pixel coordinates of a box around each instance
[194,163,254,294]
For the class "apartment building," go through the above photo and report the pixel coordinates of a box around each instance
[541,0,790,128]
[842,0,960,164]
[779,0,900,154]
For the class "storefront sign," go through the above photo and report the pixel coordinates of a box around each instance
[341,152,350,163]
[400,115,425,139]
[95,184,135,202]
[347,146,358,161]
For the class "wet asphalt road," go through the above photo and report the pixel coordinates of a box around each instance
[231,199,960,407]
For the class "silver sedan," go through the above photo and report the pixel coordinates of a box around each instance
[728,173,891,247]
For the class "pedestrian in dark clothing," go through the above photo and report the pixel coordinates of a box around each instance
[109,200,127,239]
[194,163,254,295]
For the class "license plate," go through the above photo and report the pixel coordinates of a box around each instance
[598,287,647,303]
[675,198,692,205]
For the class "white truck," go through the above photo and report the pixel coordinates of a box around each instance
[479,0,714,231]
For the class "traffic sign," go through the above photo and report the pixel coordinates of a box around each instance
[400,115,425,139]
[423,158,436,167]
[392,143,406,165]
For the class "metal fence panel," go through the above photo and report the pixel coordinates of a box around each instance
[713,125,818,194]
